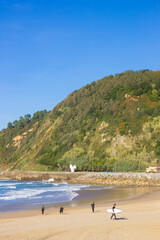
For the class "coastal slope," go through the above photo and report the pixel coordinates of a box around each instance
[0,70,160,171]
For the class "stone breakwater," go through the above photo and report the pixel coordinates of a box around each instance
[0,171,160,186]
[68,172,160,187]
[0,170,85,182]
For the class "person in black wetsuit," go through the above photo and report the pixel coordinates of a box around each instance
[91,201,95,213]
[41,205,45,215]
[110,203,116,219]
[60,207,64,214]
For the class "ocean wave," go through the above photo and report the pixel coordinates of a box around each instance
[7,186,16,189]
[0,185,16,189]
[0,188,52,200]
[0,180,110,205]
[26,182,34,185]
[0,185,81,201]
[0,182,21,187]
[42,178,54,184]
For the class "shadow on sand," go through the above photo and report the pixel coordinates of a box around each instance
[114,217,128,220]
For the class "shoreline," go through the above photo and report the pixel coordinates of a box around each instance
[1,188,160,239]
[0,185,158,218]
[1,170,160,186]
[0,184,159,216]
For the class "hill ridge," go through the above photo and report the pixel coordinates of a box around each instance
[0,69,160,172]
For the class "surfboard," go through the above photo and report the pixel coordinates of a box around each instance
[107,208,122,214]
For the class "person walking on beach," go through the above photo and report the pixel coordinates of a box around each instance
[110,203,116,220]
[41,205,45,215]
[60,207,64,214]
[91,201,95,213]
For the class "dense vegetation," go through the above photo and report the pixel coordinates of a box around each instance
[0,70,160,172]
[7,110,48,130]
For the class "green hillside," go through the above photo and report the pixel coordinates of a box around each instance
[1,70,160,172]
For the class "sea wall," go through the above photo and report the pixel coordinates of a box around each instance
[0,170,85,182]
[0,171,160,186]
[68,172,160,187]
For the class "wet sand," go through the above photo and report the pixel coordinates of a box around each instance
[1,188,160,239]
[1,185,155,213]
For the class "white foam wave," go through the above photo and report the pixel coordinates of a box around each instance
[0,188,50,200]
[0,183,83,201]
[7,186,16,189]
[52,183,59,186]
[47,178,54,183]
[71,191,79,200]
[28,196,43,199]
[0,181,108,203]
[0,182,21,187]
[0,184,81,201]
[42,178,54,184]
[61,182,68,185]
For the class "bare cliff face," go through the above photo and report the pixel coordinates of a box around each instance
[0,70,160,172]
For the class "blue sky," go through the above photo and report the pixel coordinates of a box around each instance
[0,0,160,130]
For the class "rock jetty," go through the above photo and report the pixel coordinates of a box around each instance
[68,172,160,187]
[0,171,160,186]
[0,170,84,182]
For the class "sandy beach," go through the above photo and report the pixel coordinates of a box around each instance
[0,189,160,240]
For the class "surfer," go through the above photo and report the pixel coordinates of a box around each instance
[60,207,64,214]
[41,205,45,215]
[91,201,95,213]
[110,203,116,219]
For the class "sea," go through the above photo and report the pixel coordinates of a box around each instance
[0,180,111,213]
[0,180,155,213]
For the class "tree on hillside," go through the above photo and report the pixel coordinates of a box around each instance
[24,114,31,119]
[7,122,13,129]
[13,120,18,128]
